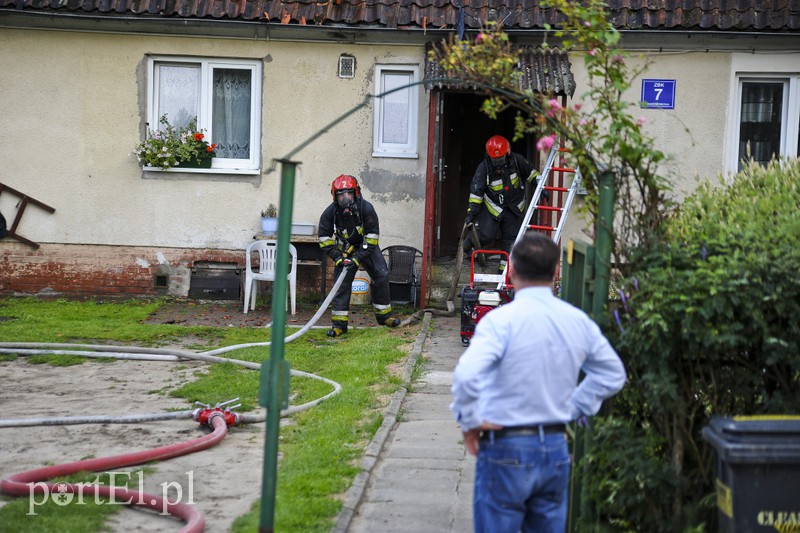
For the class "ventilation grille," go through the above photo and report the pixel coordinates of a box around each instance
[338,56,355,79]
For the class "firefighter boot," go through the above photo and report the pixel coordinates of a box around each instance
[385,315,401,328]
[326,323,348,337]
[378,314,401,328]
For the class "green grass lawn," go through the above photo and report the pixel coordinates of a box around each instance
[0,297,418,532]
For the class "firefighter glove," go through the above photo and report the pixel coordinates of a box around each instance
[465,212,477,225]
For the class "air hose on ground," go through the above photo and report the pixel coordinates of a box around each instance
[0,270,351,428]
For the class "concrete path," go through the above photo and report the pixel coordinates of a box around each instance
[337,312,475,533]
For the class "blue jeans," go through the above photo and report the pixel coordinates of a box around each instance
[473,432,571,533]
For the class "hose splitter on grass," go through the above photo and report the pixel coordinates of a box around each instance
[193,398,242,428]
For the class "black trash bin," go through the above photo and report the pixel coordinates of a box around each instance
[702,416,800,532]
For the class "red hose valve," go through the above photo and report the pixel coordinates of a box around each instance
[193,399,242,427]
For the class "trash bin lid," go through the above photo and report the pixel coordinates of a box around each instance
[702,416,800,464]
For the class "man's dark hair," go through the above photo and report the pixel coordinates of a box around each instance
[511,231,559,282]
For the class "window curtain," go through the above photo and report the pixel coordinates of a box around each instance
[157,65,200,130]
[738,82,783,170]
[213,69,252,160]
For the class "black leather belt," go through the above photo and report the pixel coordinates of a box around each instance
[481,424,567,440]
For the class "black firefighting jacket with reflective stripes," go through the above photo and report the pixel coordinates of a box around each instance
[318,198,381,267]
[466,152,537,220]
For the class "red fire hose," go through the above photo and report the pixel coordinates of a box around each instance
[0,409,234,533]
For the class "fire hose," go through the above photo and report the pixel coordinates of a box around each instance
[0,405,239,533]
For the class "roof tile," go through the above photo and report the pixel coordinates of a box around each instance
[424,42,576,96]
[2,0,799,31]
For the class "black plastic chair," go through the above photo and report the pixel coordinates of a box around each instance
[382,245,423,309]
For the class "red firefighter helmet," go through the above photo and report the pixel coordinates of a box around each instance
[485,135,510,158]
[330,174,361,201]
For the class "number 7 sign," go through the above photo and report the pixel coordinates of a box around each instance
[641,79,676,109]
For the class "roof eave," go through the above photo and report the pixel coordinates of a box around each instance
[2,9,798,51]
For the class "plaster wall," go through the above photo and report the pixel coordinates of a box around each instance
[567,51,731,194]
[0,29,428,255]
[558,50,732,247]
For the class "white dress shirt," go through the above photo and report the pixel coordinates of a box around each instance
[451,286,627,431]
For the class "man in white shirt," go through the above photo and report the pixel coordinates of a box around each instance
[450,231,627,533]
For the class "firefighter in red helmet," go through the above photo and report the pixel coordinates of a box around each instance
[464,135,542,273]
[318,174,401,337]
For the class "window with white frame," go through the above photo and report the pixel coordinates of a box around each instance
[372,65,419,158]
[147,56,262,172]
[727,60,800,174]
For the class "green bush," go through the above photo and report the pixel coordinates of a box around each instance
[585,159,800,531]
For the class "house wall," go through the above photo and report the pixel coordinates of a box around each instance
[557,48,797,247]
[0,28,428,298]
[2,25,797,299]
[556,50,732,246]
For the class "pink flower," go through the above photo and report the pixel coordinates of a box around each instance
[547,98,562,110]
[573,103,582,111]
[612,55,624,63]
[579,119,588,126]
[588,49,598,56]
[536,134,557,152]
[636,117,648,127]
[584,21,591,28]
[545,98,563,118]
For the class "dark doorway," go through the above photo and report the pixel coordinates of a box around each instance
[433,92,536,258]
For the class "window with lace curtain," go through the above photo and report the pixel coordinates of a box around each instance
[146,56,262,172]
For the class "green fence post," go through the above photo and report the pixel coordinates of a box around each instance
[259,159,298,533]
[578,169,616,529]
[592,169,615,320]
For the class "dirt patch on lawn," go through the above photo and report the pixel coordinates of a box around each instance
[142,298,391,330]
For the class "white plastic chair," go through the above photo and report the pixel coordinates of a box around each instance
[243,240,297,315]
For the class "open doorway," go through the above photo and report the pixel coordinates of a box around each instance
[433,91,538,259]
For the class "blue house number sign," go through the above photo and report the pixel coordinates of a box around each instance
[641,79,676,109]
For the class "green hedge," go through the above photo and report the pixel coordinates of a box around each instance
[584,159,800,531]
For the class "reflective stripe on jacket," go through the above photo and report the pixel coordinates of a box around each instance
[466,152,538,220]
[318,198,381,264]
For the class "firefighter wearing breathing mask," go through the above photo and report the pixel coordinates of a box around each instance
[318,174,401,337]
[464,135,541,274]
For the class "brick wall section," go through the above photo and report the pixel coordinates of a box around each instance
[0,243,329,298]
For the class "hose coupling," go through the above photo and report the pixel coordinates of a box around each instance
[192,398,242,427]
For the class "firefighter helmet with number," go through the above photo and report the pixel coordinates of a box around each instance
[330,174,361,201]
[485,135,510,158]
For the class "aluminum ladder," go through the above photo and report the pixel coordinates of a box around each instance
[497,142,583,288]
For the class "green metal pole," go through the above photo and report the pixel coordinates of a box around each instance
[592,170,615,319]
[578,169,615,529]
[259,159,297,533]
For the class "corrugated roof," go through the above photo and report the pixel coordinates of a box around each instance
[425,43,576,97]
[2,0,799,32]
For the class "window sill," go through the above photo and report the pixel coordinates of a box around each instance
[371,151,418,159]
[141,166,261,176]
